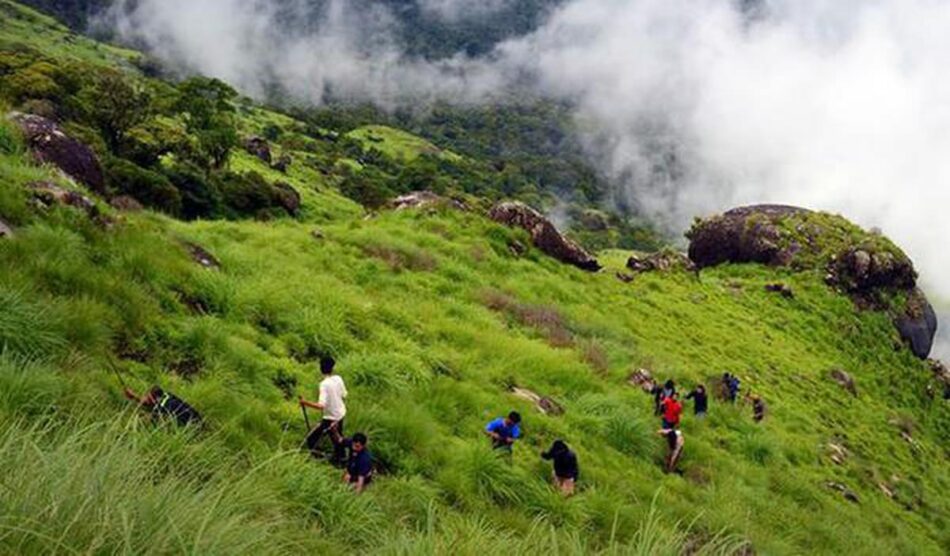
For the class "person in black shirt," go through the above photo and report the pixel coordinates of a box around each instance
[685,385,708,417]
[343,432,373,494]
[124,386,201,427]
[541,440,579,496]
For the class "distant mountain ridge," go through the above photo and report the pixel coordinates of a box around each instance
[19,0,563,58]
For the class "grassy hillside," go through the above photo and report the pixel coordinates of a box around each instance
[0,2,947,554]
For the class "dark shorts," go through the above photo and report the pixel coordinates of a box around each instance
[349,473,373,485]
[661,419,678,429]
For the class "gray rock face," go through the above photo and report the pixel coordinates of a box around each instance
[895,290,938,360]
[10,113,105,193]
[489,201,601,272]
[0,219,13,239]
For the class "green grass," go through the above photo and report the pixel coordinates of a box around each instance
[347,125,463,163]
[0,1,947,554]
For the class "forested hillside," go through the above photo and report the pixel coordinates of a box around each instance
[0,2,947,554]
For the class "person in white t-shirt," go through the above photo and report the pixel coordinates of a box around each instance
[300,356,348,465]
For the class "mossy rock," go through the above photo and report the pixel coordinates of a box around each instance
[687,205,936,358]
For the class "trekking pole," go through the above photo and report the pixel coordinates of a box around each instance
[301,404,312,431]
[107,357,129,390]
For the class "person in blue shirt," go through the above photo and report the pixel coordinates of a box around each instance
[342,432,372,494]
[484,411,522,451]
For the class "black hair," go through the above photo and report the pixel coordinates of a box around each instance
[550,439,568,454]
[666,430,678,449]
[320,356,336,375]
[352,432,368,445]
[664,379,675,389]
[149,386,164,399]
[508,411,522,424]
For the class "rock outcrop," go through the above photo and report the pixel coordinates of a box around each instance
[489,201,601,272]
[27,181,99,218]
[895,291,938,360]
[627,250,694,273]
[0,219,13,239]
[244,136,272,164]
[184,242,221,270]
[391,191,467,212]
[271,153,292,173]
[829,368,857,397]
[687,204,937,359]
[687,205,807,269]
[272,182,301,216]
[10,113,105,193]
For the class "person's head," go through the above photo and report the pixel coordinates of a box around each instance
[550,439,568,454]
[352,432,368,452]
[664,379,675,390]
[722,372,730,380]
[145,386,164,406]
[319,356,336,376]
[506,411,522,426]
[697,385,705,393]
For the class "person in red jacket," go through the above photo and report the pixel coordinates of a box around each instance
[661,392,683,429]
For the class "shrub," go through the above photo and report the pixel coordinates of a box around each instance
[163,162,222,220]
[105,158,182,215]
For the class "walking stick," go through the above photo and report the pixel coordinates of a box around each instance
[301,403,312,431]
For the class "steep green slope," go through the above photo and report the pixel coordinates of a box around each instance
[0,2,947,555]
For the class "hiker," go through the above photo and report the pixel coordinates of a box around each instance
[124,386,201,426]
[660,391,683,429]
[726,374,741,403]
[750,394,767,422]
[653,379,676,415]
[685,384,708,417]
[541,440,579,496]
[299,356,348,465]
[658,427,685,473]
[342,432,373,494]
[485,411,522,451]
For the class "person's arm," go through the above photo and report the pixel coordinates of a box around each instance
[484,420,500,440]
[353,475,366,494]
[124,388,146,405]
[685,390,695,400]
[299,396,322,410]
[343,472,351,483]
[505,425,520,444]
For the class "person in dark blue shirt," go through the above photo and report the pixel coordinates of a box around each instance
[685,385,708,417]
[541,439,579,496]
[343,432,372,494]
[484,411,522,451]
[124,386,201,427]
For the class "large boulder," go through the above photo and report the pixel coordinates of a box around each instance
[9,113,105,193]
[489,201,601,272]
[687,204,936,359]
[687,205,808,268]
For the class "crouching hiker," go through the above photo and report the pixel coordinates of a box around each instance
[342,432,373,494]
[299,356,348,465]
[124,386,201,427]
[541,440,578,496]
[748,394,767,422]
[485,411,521,452]
[657,428,684,474]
